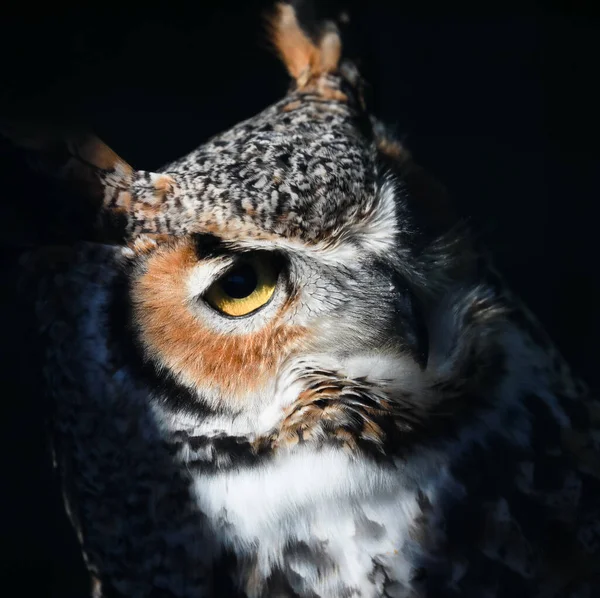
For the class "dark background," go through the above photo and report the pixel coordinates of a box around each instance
[0,1,598,596]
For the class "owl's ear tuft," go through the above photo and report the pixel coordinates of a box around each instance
[266,2,342,89]
[0,121,133,202]
[1,121,188,244]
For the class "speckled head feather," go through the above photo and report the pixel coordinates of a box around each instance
[3,2,379,250]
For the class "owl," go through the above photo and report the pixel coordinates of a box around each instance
[4,2,599,597]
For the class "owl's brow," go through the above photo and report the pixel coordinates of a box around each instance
[191,233,294,267]
[192,232,237,260]
[196,234,368,270]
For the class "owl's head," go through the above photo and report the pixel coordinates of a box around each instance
[7,3,506,453]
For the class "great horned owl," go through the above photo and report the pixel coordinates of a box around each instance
[5,3,599,597]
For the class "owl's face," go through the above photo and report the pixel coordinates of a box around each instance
[125,181,426,430]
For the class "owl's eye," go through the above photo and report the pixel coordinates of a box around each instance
[204,254,280,317]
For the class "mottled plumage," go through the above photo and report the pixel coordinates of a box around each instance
[7,3,599,597]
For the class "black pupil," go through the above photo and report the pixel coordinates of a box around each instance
[220,263,258,299]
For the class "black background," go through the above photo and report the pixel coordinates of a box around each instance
[0,1,598,596]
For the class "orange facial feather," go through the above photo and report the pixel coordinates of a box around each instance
[131,240,307,408]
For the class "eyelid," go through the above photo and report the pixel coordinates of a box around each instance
[186,256,236,300]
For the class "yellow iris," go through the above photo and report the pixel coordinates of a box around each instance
[204,255,279,317]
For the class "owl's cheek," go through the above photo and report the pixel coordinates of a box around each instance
[137,312,309,412]
[130,242,311,412]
